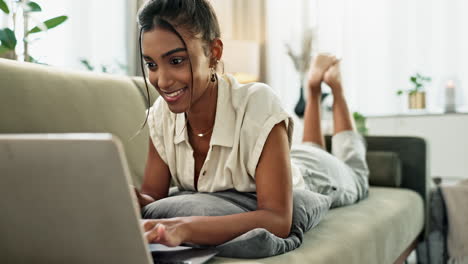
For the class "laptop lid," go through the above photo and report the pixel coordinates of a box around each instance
[0,133,153,264]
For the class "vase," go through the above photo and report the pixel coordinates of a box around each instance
[294,85,306,117]
[408,91,426,109]
[0,50,17,60]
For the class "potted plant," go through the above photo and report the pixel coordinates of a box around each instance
[0,0,68,62]
[397,73,432,109]
[353,112,368,135]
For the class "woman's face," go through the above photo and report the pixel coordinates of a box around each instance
[142,27,212,113]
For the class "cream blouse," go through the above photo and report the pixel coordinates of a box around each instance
[147,74,305,192]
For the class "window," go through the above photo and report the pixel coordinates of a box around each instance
[265,0,468,115]
[1,0,128,74]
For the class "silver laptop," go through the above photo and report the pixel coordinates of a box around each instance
[0,133,217,264]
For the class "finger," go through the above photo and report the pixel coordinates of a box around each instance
[145,223,165,243]
[155,224,167,242]
[131,185,139,194]
[145,229,159,243]
[142,219,157,232]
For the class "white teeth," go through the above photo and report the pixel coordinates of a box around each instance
[166,88,184,98]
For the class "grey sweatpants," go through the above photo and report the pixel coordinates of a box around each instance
[291,130,369,208]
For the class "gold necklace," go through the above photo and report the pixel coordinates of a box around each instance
[187,80,217,137]
[189,124,214,137]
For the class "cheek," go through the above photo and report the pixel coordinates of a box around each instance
[192,61,211,83]
[189,53,211,84]
[147,67,191,89]
[146,70,157,88]
[179,67,193,84]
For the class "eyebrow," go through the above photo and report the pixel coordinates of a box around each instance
[143,47,187,61]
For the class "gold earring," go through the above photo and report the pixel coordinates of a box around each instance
[210,67,216,82]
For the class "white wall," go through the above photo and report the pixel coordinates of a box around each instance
[367,114,468,180]
[0,11,7,28]
[265,0,316,111]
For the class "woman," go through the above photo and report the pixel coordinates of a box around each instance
[134,0,369,248]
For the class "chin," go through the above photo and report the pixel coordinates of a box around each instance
[166,102,189,114]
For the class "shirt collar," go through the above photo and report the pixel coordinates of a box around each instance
[173,74,236,147]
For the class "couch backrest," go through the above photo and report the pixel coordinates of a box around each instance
[0,59,158,187]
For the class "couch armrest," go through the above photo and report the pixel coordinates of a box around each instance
[366,136,428,203]
[326,135,428,204]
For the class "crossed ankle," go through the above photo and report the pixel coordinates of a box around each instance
[308,78,322,88]
[332,92,347,103]
[308,92,322,99]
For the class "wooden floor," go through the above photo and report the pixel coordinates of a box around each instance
[394,239,418,264]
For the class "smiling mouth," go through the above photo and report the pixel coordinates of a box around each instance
[164,87,185,97]
[162,87,187,102]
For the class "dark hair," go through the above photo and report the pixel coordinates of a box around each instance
[138,0,220,52]
[135,0,221,133]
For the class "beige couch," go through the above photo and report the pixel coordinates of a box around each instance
[0,59,428,264]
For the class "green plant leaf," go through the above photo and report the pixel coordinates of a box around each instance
[80,58,95,71]
[26,1,42,12]
[396,90,403,96]
[410,76,417,83]
[0,0,9,14]
[28,16,68,34]
[353,112,365,121]
[28,56,47,65]
[0,28,17,50]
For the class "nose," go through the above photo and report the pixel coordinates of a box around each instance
[149,68,174,91]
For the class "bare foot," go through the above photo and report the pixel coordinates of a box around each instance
[142,219,187,247]
[307,53,338,96]
[323,62,343,96]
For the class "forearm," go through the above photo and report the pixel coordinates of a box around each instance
[138,193,156,207]
[182,209,291,245]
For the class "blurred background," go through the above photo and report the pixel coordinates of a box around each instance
[1,0,467,182]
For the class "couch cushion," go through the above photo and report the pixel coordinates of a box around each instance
[211,187,424,264]
[0,59,152,187]
[142,189,331,258]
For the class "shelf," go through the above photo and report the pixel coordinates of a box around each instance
[366,111,468,119]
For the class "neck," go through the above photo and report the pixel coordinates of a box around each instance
[186,79,218,132]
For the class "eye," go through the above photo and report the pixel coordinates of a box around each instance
[170,57,184,65]
[145,62,157,70]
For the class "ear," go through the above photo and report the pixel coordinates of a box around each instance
[210,38,223,66]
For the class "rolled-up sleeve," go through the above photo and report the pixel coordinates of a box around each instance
[240,84,294,177]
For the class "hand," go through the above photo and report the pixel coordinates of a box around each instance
[142,218,190,247]
[307,53,339,95]
[132,185,154,208]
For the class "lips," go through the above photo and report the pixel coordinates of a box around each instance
[162,87,187,102]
